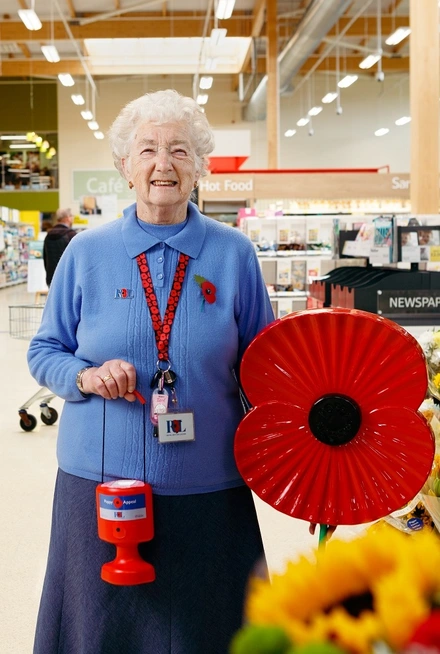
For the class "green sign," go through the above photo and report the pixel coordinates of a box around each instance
[73,170,133,200]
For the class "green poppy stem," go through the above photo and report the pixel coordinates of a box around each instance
[319,524,328,547]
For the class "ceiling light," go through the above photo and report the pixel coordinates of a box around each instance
[48,147,56,157]
[215,0,235,20]
[395,116,411,126]
[196,94,209,105]
[58,73,75,87]
[322,92,338,103]
[71,94,85,105]
[308,106,323,116]
[359,54,381,69]
[41,44,60,63]
[338,75,358,88]
[18,9,42,31]
[204,57,218,71]
[10,143,38,149]
[375,128,389,136]
[88,121,99,130]
[296,117,310,127]
[0,135,27,140]
[199,76,213,90]
[210,28,227,46]
[385,27,411,46]
[81,110,94,120]
[26,132,36,141]
[284,129,296,137]
[94,131,105,140]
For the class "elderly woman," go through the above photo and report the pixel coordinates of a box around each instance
[28,89,274,654]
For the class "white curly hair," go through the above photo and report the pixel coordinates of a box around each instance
[108,89,215,179]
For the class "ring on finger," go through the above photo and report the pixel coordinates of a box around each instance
[101,374,113,383]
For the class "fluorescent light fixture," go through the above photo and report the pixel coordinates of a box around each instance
[322,92,338,103]
[41,44,60,63]
[0,135,27,140]
[308,106,323,116]
[204,57,218,71]
[338,75,358,88]
[18,9,42,31]
[88,121,99,130]
[296,117,310,127]
[395,116,411,126]
[81,110,94,120]
[385,27,410,46]
[196,94,209,105]
[210,28,227,46]
[71,94,85,105]
[199,76,213,90]
[10,143,38,149]
[58,73,75,87]
[359,54,381,69]
[94,131,105,140]
[375,128,389,136]
[215,0,235,20]
[284,129,296,137]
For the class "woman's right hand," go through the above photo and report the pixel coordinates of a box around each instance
[81,359,137,402]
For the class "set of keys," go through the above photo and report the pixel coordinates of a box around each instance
[150,366,178,437]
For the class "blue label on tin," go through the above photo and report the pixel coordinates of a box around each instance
[99,493,146,521]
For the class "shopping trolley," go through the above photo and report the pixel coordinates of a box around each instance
[8,304,59,432]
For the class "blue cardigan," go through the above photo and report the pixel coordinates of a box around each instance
[28,202,274,495]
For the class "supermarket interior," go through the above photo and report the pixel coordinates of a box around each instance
[2,0,440,653]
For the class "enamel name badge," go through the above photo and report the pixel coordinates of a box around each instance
[157,412,195,443]
[114,288,134,299]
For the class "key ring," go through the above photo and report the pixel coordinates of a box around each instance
[156,359,171,372]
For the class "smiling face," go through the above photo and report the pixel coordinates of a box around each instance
[122,121,199,224]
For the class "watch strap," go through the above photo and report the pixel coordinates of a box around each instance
[76,366,92,395]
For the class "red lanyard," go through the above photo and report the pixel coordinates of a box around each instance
[136,251,189,361]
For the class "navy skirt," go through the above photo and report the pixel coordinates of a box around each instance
[34,470,265,654]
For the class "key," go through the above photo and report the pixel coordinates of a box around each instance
[150,370,163,389]
[153,426,158,438]
[163,370,177,387]
[170,387,178,406]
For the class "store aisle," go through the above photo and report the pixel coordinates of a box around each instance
[0,285,366,654]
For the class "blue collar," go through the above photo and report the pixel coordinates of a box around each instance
[121,201,206,259]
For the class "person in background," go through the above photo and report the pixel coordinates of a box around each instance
[43,207,77,286]
[28,89,274,654]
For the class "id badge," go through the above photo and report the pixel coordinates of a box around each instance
[157,412,195,443]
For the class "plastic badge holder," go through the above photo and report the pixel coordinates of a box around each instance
[96,478,155,585]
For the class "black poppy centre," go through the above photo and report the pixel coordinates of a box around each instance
[308,394,361,446]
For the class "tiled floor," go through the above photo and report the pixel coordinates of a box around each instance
[0,284,367,654]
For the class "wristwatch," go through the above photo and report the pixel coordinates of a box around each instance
[76,367,92,395]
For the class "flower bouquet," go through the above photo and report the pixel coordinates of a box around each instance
[230,524,440,654]
[417,329,440,401]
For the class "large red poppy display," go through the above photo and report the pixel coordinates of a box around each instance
[234,308,435,526]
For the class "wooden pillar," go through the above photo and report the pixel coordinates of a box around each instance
[266,0,279,169]
[410,0,439,213]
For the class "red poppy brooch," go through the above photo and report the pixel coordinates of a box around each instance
[234,308,435,527]
[194,274,216,310]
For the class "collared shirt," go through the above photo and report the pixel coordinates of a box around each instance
[28,202,274,494]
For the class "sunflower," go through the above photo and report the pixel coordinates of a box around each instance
[245,524,440,653]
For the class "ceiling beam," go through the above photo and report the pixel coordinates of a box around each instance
[299,55,408,74]
[0,60,85,76]
[17,42,31,57]
[328,15,409,37]
[64,0,77,19]
[239,0,266,75]
[0,15,253,40]
[0,55,410,79]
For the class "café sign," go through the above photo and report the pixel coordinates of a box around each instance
[73,170,134,200]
